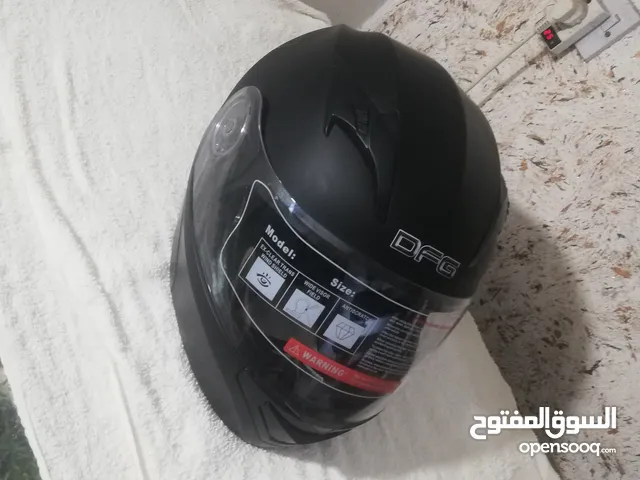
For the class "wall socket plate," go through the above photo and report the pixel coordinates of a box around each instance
[537,0,611,56]
[575,0,640,61]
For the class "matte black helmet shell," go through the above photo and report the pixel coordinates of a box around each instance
[232,26,507,299]
[170,25,507,448]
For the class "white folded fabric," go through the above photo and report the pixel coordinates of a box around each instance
[0,0,558,478]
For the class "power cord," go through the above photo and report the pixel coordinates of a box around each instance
[549,0,589,29]
[464,31,538,93]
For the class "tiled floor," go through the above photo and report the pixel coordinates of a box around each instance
[0,361,40,480]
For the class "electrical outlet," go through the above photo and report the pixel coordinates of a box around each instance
[538,0,611,55]
[575,0,640,61]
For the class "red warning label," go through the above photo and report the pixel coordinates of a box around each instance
[284,338,400,394]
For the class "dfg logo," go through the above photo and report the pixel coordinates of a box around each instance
[390,229,460,279]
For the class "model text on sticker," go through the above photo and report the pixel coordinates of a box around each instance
[265,225,296,259]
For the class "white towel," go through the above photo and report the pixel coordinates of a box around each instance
[0,0,559,478]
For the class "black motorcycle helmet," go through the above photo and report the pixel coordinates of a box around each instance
[170,25,507,448]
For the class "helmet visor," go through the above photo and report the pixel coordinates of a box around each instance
[189,87,470,409]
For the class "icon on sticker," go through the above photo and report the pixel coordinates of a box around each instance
[286,298,320,319]
[285,343,301,357]
[335,322,356,341]
[283,289,325,328]
[323,314,366,349]
[256,272,272,288]
[245,257,286,301]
